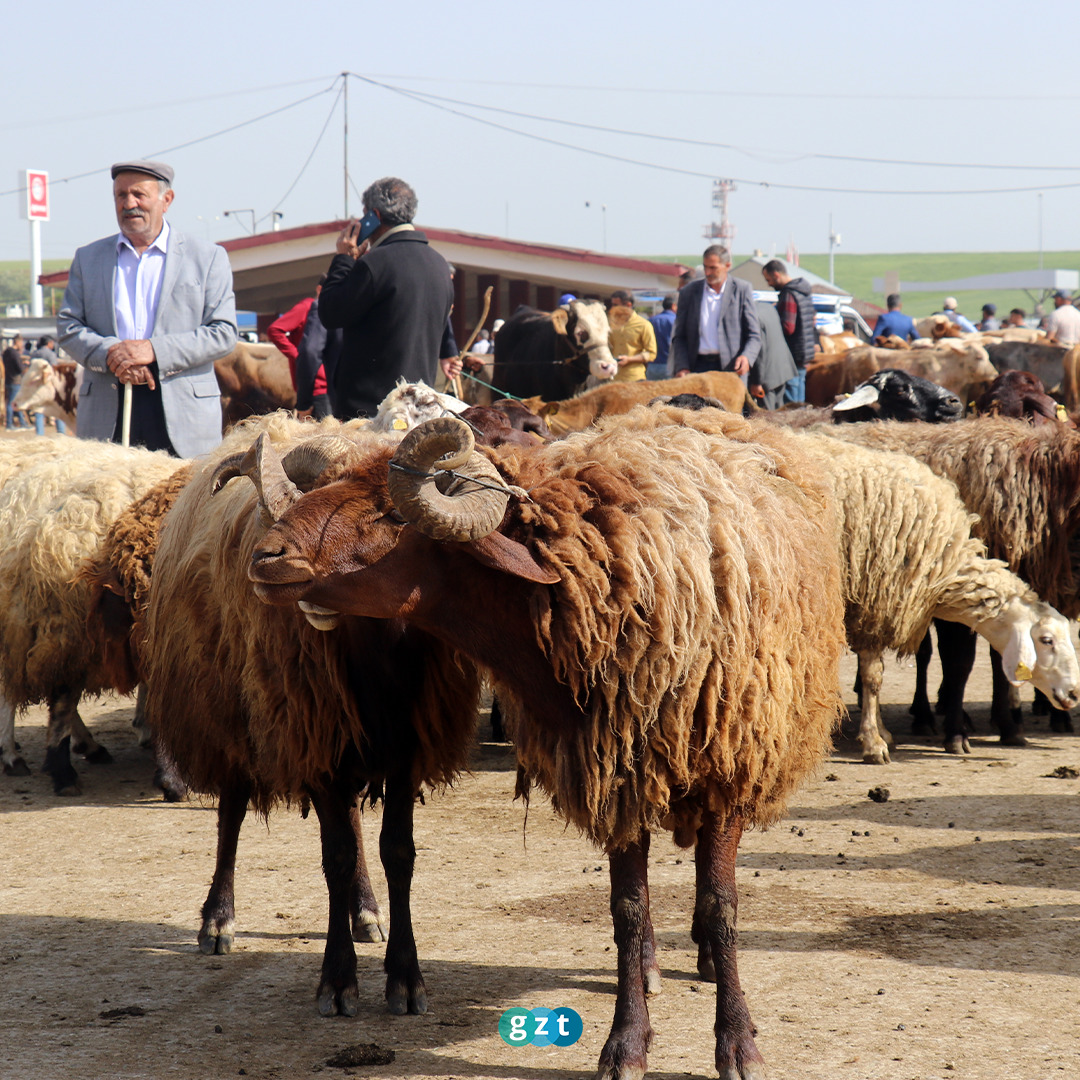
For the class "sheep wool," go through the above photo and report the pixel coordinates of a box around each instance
[0,441,184,707]
[488,405,848,850]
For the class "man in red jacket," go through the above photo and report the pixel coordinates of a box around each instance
[267,276,330,418]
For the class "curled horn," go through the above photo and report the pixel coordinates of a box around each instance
[388,417,518,541]
[211,432,363,523]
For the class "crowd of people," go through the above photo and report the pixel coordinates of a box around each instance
[3,156,1079,452]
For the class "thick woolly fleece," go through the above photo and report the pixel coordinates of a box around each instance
[486,405,848,851]
[0,440,184,707]
[819,418,1080,618]
[142,413,481,815]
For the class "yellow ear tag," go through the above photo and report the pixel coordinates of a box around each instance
[392,418,408,430]
[1014,662,1033,682]
[1057,404,1068,420]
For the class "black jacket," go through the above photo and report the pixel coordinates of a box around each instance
[318,229,453,418]
[777,277,818,369]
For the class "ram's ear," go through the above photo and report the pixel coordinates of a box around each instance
[465,532,560,584]
[1001,622,1037,686]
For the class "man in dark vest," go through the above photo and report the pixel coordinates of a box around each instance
[762,259,817,404]
[318,176,456,419]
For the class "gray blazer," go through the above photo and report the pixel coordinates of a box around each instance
[58,228,237,458]
[669,276,761,376]
[752,301,798,393]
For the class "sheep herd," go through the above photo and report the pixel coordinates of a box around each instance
[2,373,1078,1080]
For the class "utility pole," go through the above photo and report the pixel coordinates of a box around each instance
[828,213,841,285]
[1038,192,1043,270]
[704,179,736,252]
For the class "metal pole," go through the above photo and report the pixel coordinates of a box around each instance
[343,72,349,219]
[1038,193,1043,270]
[29,218,43,317]
[828,214,834,285]
[602,205,607,254]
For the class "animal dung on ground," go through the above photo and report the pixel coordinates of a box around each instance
[1044,765,1080,779]
[868,786,891,803]
[326,1044,395,1068]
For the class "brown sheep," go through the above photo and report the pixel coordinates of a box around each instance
[136,414,481,1019]
[522,370,754,436]
[245,407,848,1079]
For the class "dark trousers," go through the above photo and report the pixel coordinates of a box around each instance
[111,364,177,455]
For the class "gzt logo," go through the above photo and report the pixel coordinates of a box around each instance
[498,1006,582,1046]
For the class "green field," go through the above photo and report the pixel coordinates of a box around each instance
[669,250,1080,322]
[0,259,69,314]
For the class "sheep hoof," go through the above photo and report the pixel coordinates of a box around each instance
[3,757,30,777]
[719,1065,768,1080]
[317,982,359,1018]
[352,911,386,943]
[81,745,114,765]
[944,736,969,756]
[697,953,716,983]
[999,732,1027,747]
[385,978,428,1015]
[643,965,662,997]
[198,925,234,955]
[55,780,83,797]
[862,748,890,765]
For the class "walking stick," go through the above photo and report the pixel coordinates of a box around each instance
[121,381,133,448]
[451,286,494,400]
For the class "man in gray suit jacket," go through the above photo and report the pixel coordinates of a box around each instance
[670,245,760,383]
[59,160,237,458]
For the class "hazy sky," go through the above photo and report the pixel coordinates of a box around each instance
[3,0,1079,267]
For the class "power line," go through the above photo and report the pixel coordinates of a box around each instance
[359,73,1080,104]
[351,74,1080,197]
[393,85,1080,174]
[0,83,339,201]
[261,79,346,225]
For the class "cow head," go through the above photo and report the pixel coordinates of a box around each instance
[565,300,617,381]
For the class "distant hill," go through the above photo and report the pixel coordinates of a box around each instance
[660,251,1080,321]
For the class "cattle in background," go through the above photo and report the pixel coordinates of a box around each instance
[214,342,295,431]
[12,358,79,432]
[489,300,617,402]
[806,342,997,410]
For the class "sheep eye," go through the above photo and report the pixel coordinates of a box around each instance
[385,508,407,525]
[1039,635,1054,646]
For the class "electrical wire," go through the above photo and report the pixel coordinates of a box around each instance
[260,79,345,225]
[350,74,1080,197]
[392,85,1080,173]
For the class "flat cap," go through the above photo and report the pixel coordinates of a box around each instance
[110,159,174,184]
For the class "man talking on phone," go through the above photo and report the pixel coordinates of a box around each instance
[317,176,456,419]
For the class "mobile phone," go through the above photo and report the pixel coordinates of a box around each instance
[357,209,381,242]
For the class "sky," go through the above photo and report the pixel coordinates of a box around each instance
[3,0,1079,268]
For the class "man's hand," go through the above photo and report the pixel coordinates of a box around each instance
[107,340,157,389]
[295,407,314,421]
[440,355,463,380]
[336,220,362,258]
[749,383,765,400]
[675,368,691,378]
[733,354,750,376]
[617,354,639,367]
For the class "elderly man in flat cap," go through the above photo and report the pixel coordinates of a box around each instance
[58,160,237,456]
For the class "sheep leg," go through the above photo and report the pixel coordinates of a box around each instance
[489,694,506,742]
[309,780,362,1017]
[638,831,661,996]
[133,683,153,747]
[934,620,977,754]
[0,689,29,777]
[380,771,427,1015]
[69,703,112,764]
[696,811,766,1080]
[198,777,252,956]
[596,840,653,1080]
[857,651,891,764]
[42,687,90,795]
[988,648,1026,746]
[347,798,386,943]
[152,739,189,803]
[909,631,935,734]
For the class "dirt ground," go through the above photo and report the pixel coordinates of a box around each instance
[3,646,1079,1080]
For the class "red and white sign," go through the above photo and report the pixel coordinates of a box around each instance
[22,170,50,221]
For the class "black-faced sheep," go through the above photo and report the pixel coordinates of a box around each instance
[245,408,849,1079]
[137,414,481,1018]
[0,439,185,791]
[823,417,1080,749]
